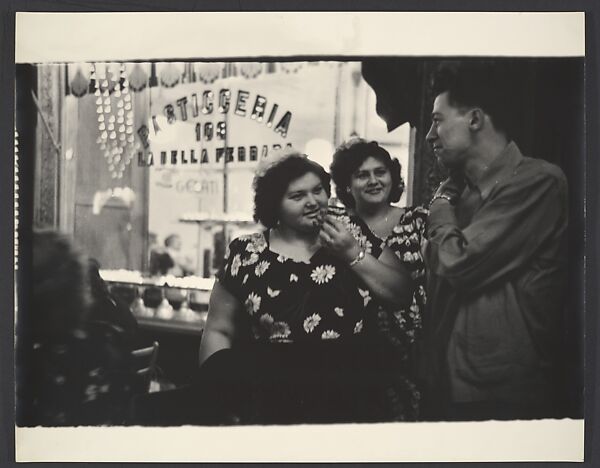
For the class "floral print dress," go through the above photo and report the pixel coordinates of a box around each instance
[331,204,429,420]
[215,231,401,423]
[219,231,377,343]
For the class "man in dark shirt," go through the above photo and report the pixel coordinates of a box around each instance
[421,63,568,421]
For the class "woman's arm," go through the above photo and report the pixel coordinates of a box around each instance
[198,281,242,366]
[350,244,414,309]
[320,216,414,308]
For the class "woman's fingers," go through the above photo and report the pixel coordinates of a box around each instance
[324,217,354,244]
[319,229,333,245]
[321,221,338,236]
[325,215,345,230]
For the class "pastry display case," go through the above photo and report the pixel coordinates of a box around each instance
[100,269,214,335]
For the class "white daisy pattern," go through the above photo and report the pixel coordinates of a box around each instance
[358,288,372,307]
[242,273,249,284]
[259,313,274,328]
[321,330,340,340]
[354,320,363,334]
[245,292,261,315]
[267,287,280,298]
[255,260,270,277]
[230,254,242,277]
[303,313,321,333]
[310,265,336,285]
[289,273,298,283]
[334,307,344,317]
[242,253,259,266]
[257,313,292,340]
[246,233,268,253]
[270,321,291,340]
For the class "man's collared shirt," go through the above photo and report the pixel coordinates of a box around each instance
[423,141,568,404]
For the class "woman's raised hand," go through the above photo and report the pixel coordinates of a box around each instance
[319,215,361,263]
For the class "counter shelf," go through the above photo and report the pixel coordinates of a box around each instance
[100,272,213,336]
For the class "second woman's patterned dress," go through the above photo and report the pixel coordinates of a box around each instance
[332,204,429,420]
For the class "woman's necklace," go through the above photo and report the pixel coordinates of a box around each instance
[364,206,400,239]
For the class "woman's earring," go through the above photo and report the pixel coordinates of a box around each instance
[346,187,351,193]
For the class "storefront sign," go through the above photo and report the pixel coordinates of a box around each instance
[138,143,293,167]
[137,88,292,166]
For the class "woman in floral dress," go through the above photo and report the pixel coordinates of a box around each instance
[329,138,429,421]
[198,149,414,424]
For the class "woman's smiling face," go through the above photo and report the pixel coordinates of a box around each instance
[349,156,392,208]
[278,171,329,233]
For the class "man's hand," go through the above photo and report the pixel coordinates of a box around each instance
[434,171,466,203]
[319,215,361,263]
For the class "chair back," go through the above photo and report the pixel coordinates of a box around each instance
[131,341,159,393]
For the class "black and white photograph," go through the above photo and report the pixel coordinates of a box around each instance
[10,9,589,463]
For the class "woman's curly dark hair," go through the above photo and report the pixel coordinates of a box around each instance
[253,153,331,228]
[330,139,404,208]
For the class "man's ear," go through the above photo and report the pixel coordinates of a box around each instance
[468,108,485,131]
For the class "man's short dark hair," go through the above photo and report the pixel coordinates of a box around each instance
[431,61,516,137]
[330,139,404,209]
[253,154,331,228]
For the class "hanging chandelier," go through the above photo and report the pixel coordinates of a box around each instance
[92,63,139,179]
